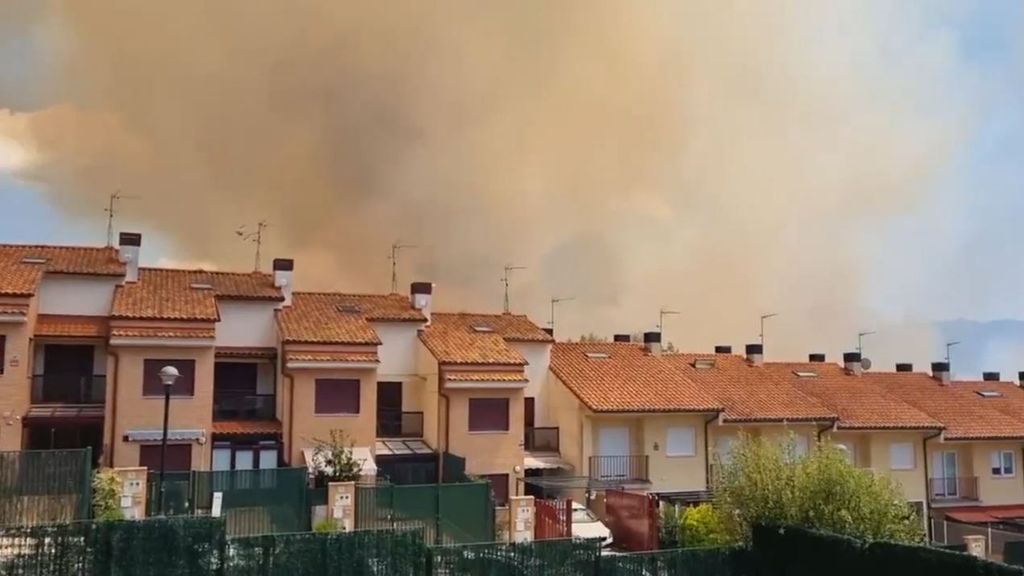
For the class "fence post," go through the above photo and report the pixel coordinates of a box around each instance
[83,447,93,519]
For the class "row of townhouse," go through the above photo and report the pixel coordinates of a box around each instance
[3,234,1024,526]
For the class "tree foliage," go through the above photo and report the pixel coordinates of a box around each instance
[92,469,124,521]
[311,429,364,485]
[714,434,924,544]
[661,502,731,548]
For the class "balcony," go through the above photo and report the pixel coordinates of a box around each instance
[929,477,979,501]
[213,394,276,421]
[376,410,424,438]
[525,427,559,453]
[589,455,649,483]
[31,374,105,404]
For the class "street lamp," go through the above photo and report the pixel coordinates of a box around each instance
[157,365,180,516]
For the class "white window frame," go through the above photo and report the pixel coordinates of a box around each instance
[890,442,915,471]
[992,450,1016,478]
[665,426,697,457]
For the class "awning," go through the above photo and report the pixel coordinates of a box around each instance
[375,439,434,456]
[24,405,105,422]
[524,454,573,470]
[124,428,206,442]
[944,505,1024,524]
[212,420,282,436]
[302,446,378,476]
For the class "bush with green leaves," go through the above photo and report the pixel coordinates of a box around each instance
[714,434,924,544]
[311,429,364,486]
[91,469,124,521]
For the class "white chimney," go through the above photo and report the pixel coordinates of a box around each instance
[118,232,141,283]
[411,282,433,325]
[745,344,763,366]
[931,362,951,385]
[844,352,863,376]
[643,331,662,356]
[273,258,294,307]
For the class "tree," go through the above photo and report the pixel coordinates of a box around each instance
[714,434,924,544]
[311,429,364,486]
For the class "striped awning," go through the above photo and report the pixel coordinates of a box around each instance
[123,428,206,442]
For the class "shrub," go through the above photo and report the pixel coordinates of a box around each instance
[92,469,124,521]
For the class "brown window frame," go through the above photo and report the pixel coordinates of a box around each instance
[314,379,361,415]
[480,473,510,506]
[142,359,196,397]
[468,398,510,432]
[138,443,193,472]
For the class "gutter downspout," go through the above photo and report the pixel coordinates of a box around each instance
[816,420,837,443]
[283,370,295,466]
[438,369,450,482]
[923,430,943,542]
[704,413,719,491]
[107,350,120,467]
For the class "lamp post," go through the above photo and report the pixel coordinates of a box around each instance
[157,365,181,516]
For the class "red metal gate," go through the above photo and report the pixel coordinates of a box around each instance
[534,498,571,540]
[604,489,658,551]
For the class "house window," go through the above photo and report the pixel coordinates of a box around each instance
[889,442,915,470]
[480,473,510,506]
[142,359,196,397]
[468,398,509,432]
[992,450,1016,477]
[314,379,360,415]
[665,427,696,457]
[715,436,734,465]
[211,441,280,471]
[0,335,5,375]
[139,444,192,472]
[791,435,810,459]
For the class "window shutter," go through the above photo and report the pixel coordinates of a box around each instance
[314,379,360,414]
[665,427,696,456]
[468,398,509,432]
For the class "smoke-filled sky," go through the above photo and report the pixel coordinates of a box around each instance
[1,1,1023,375]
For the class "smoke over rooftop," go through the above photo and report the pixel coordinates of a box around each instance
[0,2,973,360]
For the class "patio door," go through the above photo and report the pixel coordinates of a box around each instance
[596,427,630,479]
[932,451,958,498]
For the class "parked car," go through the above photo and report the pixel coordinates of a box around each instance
[570,501,613,548]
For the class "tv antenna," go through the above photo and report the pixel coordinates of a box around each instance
[945,341,961,369]
[759,313,778,347]
[856,331,876,355]
[549,296,575,333]
[235,220,269,272]
[389,241,417,293]
[501,264,526,313]
[658,307,680,335]
[104,190,139,246]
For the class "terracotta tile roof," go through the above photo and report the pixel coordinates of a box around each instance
[109,326,215,340]
[111,268,281,321]
[765,362,942,430]
[35,315,109,338]
[445,371,529,382]
[871,372,1024,440]
[284,351,380,364]
[277,293,425,344]
[419,313,551,365]
[0,244,125,296]
[550,343,722,413]
[662,354,835,423]
[212,420,283,435]
[950,380,1024,424]
[0,303,29,316]
[216,347,277,359]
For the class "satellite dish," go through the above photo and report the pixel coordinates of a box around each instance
[861,357,873,371]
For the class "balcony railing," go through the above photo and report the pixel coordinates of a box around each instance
[31,374,105,404]
[589,455,649,483]
[213,394,276,421]
[377,410,424,438]
[929,476,979,501]
[525,427,559,453]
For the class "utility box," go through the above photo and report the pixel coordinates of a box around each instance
[112,467,148,520]
[327,482,356,532]
[964,535,986,559]
[509,495,535,543]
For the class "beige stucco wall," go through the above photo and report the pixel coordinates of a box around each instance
[288,366,377,465]
[643,414,711,492]
[0,296,35,451]
[547,373,583,471]
[445,387,524,500]
[416,339,440,449]
[108,345,215,470]
[864,432,928,502]
[708,422,820,462]
[966,442,1024,506]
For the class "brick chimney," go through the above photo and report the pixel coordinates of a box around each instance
[745,344,763,366]
[118,232,142,283]
[272,259,294,307]
[931,362,951,385]
[643,332,662,356]
[410,282,433,325]
[843,352,863,376]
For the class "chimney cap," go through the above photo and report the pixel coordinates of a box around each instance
[931,361,950,373]
[745,343,763,355]
[1019,371,1024,383]
[643,331,661,344]
[118,232,142,247]
[895,363,914,373]
[613,334,632,343]
[843,352,862,364]
[542,327,554,337]
[272,258,294,272]
[808,353,826,363]
[714,345,733,354]
[410,281,433,295]
[983,372,1001,382]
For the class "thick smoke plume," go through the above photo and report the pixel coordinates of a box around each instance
[1,2,973,364]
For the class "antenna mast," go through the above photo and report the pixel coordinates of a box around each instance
[236,220,269,272]
[857,331,876,355]
[658,307,680,334]
[549,296,575,333]
[502,264,526,313]
[104,191,139,246]
[759,313,778,348]
[945,341,961,370]
[389,241,417,293]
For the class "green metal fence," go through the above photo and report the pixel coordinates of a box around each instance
[0,448,92,526]
[147,471,192,517]
[356,481,494,545]
[226,529,428,576]
[597,547,753,576]
[429,538,602,575]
